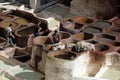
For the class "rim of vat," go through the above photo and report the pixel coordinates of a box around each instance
[94,42,114,54]
[0,21,19,31]
[71,32,94,41]
[15,23,35,37]
[93,33,116,42]
[92,20,113,29]
[47,50,78,61]
[68,16,95,24]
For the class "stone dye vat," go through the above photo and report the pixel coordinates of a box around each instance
[60,18,84,34]
[31,35,68,73]
[13,48,31,63]
[0,21,18,30]
[111,17,120,25]
[94,33,116,42]
[13,18,31,25]
[15,23,45,47]
[45,50,79,80]
[82,26,102,34]
[0,37,5,44]
[16,25,35,37]
[0,14,14,20]
[72,16,94,24]
[45,50,105,80]
[72,32,94,41]
[92,20,112,30]
[94,43,111,53]
[0,18,3,22]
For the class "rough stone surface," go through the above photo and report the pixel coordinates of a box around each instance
[45,51,105,80]
[70,0,117,19]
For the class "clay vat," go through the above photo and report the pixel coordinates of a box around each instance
[0,18,3,22]
[13,17,31,25]
[74,23,84,29]
[72,32,94,41]
[16,26,34,36]
[107,41,120,49]
[117,48,120,55]
[105,27,120,41]
[13,48,31,63]
[82,26,102,34]
[0,14,14,20]
[72,16,94,24]
[0,21,18,30]
[0,37,5,44]
[94,33,116,42]
[15,24,35,47]
[112,18,120,25]
[45,51,78,80]
[45,50,101,80]
[60,19,84,34]
[93,20,112,29]
[95,43,111,53]
[105,30,120,38]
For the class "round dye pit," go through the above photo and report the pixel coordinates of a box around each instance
[74,23,83,29]
[95,44,109,52]
[0,15,14,20]
[117,49,120,54]
[73,32,94,40]
[93,20,112,29]
[72,17,94,24]
[95,33,116,42]
[0,18,3,22]
[55,51,76,60]
[17,26,34,36]
[0,21,18,30]
[14,18,31,25]
[59,32,71,39]
[110,41,120,47]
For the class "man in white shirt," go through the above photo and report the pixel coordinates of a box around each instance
[3,24,15,50]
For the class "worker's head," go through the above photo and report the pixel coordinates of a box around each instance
[54,30,58,33]
[9,24,12,27]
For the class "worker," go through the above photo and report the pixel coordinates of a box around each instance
[3,24,15,50]
[52,30,60,43]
